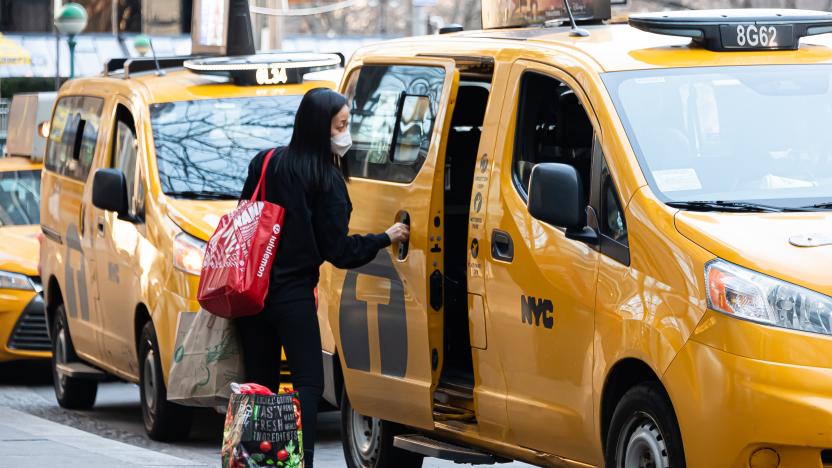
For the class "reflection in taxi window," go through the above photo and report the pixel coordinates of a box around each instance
[150,95,302,196]
[0,170,41,226]
[345,64,445,183]
[45,96,104,182]
[605,65,832,208]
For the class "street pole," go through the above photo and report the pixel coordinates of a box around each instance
[68,34,77,79]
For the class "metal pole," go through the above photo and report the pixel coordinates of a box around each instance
[68,34,76,79]
[54,30,61,90]
[112,0,118,35]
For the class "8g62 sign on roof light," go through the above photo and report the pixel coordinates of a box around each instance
[183,52,343,86]
[629,9,832,51]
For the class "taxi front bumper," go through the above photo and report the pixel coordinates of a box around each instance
[664,338,832,468]
[0,290,50,362]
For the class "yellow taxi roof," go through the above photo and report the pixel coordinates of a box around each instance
[0,156,42,172]
[366,23,832,73]
[59,68,335,105]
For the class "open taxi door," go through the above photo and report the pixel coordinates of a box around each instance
[326,55,459,429]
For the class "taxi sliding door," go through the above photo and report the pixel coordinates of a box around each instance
[327,57,459,429]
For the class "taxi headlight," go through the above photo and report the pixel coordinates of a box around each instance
[0,270,36,291]
[173,232,206,276]
[706,259,832,336]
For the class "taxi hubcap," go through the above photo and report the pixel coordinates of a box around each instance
[143,348,157,415]
[619,412,669,468]
[350,406,380,464]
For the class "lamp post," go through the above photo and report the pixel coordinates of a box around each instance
[54,3,88,79]
[133,34,151,57]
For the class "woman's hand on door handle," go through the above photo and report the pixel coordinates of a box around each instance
[386,222,410,244]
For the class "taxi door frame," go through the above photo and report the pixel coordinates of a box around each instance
[91,96,146,378]
[484,58,604,463]
[331,55,460,430]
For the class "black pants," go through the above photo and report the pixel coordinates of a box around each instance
[236,297,323,466]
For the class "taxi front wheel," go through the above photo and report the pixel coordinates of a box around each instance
[139,321,193,441]
[52,305,97,409]
[605,382,686,468]
[340,387,424,468]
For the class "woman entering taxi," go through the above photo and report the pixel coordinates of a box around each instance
[237,88,410,467]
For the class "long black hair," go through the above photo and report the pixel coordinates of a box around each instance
[276,87,349,192]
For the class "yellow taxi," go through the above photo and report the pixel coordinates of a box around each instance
[0,156,48,362]
[316,3,832,467]
[39,52,339,440]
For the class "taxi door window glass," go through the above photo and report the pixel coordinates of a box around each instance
[46,96,104,182]
[0,170,41,226]
[513,72,594,202]
[150,95,302,197]
[112,105,143,218]
[344,64,445,183]
[604,65,832,209]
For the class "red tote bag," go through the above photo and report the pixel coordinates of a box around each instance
[197,149,285,318]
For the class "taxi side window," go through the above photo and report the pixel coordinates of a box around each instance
[512,72,593,203]
[592,137,629,265]
[45,96,105,182]
[344,64,445,183]
[111,105,143,219]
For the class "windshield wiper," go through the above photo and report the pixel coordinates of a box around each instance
[803,202,832,209]
[165,190,239,200]
[666,200,789,213]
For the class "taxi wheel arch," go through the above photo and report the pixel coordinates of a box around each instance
[52,303,98,409]
[137,315,193,441]
[601,359,685,467]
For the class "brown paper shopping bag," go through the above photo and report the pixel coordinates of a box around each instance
[168,309,245,407]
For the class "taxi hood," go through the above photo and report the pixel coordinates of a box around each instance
[0,225,40,275]
[675,211,832,295]
[164,198,237,241]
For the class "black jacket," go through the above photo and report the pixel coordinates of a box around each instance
[240,148,391,303]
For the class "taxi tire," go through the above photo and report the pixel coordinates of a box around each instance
[605,381,686,468]
[52,304,98,410]
[340,387,424,468]
[139,321,193,441]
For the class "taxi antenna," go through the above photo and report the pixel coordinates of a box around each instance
[563,0,590,37]
[148,37,165,76]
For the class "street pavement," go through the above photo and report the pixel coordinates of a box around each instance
[0,361,533,468]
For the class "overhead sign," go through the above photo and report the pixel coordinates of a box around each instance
[481,0,611,30]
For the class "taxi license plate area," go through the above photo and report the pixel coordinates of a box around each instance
[720,24,796,50]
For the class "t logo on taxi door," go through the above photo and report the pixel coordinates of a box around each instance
[339,250,408,378]
[521,295,554,329]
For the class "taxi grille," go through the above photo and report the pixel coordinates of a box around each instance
[8,296,50,352]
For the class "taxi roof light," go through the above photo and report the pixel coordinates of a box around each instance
[629,9,832,52]
[183,52,343,86]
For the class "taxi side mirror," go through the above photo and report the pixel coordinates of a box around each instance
[527,163,598,244]
[92,168,129,218]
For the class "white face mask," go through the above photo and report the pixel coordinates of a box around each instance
[331,130,352,158]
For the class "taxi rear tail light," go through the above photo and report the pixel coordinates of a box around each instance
[705,259,832,336]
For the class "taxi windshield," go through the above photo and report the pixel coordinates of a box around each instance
[0,169,40,226]
[604,65,832,209]
[150,95,302,198]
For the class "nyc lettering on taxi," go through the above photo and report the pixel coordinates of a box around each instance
[521,295,554,329]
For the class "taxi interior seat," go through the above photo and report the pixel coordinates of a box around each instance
[441,82,489,389]
[515,76,593,194]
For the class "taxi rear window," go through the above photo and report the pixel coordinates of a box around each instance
[604,65,832,210]
[150,95,302,198]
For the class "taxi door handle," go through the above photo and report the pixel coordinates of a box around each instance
[96,216,105,236]
[491,229,514,262]
[396,210,411,261]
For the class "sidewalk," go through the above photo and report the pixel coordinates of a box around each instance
[0,406,205,467]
